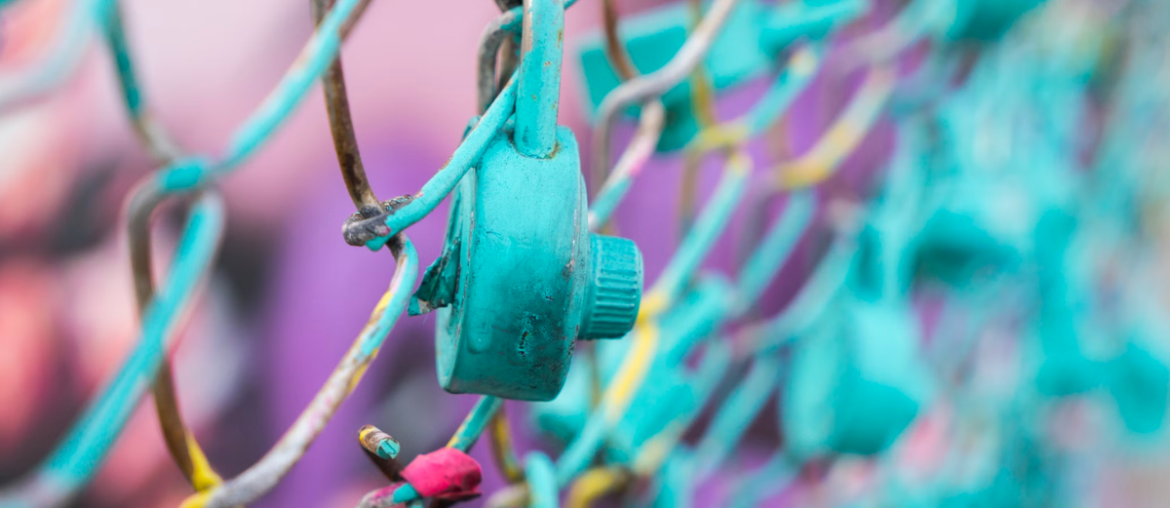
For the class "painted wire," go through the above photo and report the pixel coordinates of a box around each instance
[587,0,667,229]
[0,0,396,504]
[770,65,896,190]
[589,0,742,198]
[102,4,226,493]
[838,0,957,71]
[557,151,751,486]
[0,0,110,112]
[0,190,226,508]
[186,240,418,508]
[678,43,824,234]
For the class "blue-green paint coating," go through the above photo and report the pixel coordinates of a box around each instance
[609,338,733,466]
[377,439,401,460]
[0,193,225,505]
[365,79,520,251]
[357,240,419,358]
[217,0,360,172]
[534,277,732,449]
[736,192,816,308]
[742,44,825,136]
[158,158,213,193]
[525,452,559,508]
[103,6,143,116]
[432,125,643,401]
[654,164,748,302]
[515,0,564,158]
[556,283,733,483]
[588,176,632,229]
[756,240,858,353]
[391,484,419,504]
[530,350,595,445]
[449,396,503,453]
[577,0,764,111]
[658,277,734,364]
[693,354,783,478]
[575,0,860,151]
[555,406,610,486]
[783,299,929,457]
[652,448,696,508]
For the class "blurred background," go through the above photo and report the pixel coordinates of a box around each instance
[2,0,1170,506]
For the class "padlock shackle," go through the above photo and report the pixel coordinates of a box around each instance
[515,0,565,158]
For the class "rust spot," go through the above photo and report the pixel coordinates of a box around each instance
[517,331,530,358]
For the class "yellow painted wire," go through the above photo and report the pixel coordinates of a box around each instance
[566,467,631,508]
[489,407,526,484]
[771,65,896,190]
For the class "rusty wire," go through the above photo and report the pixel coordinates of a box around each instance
[106,2,226,493]
[586,0,666,229]
[313,0,382,215]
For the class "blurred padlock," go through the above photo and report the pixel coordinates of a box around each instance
[576,0,868,151]
[413,0,644,401]
[783,297,931,457]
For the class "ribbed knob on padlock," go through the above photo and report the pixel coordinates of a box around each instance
[582,234,643,340]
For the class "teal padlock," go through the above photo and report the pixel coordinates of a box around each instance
[783,298,930,457]
[413,0,644,402]
[576,0,867,151]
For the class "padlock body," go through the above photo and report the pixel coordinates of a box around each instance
[435,125,590,401]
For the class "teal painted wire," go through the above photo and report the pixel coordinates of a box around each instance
[653,161,749,302]
[630,341,732,472]
[692,354,783,479]
[742,44,824,136]
[756,238,859,353]
[588,176,634,230]
[0,0,114,111]
[205,238,419,508]
[102,4,142,116]
[0,191,225,508]
[735,192,817,310]
[525,452,559,508]
[449,396,504,453]
[217,0,362,172]
[363,78,519,250]
[588,44,820,233]
[651,448,695,508]
[556,165,748,486]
